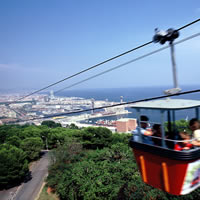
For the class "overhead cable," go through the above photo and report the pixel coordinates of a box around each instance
[16,41,153,101]
[177,18,200,31]
[12,18,200,103]
[55,32,200,94]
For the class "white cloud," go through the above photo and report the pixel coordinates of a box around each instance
[0,63,44,73]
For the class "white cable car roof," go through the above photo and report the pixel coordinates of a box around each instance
[131,98,200,110]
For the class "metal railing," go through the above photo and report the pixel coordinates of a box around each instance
[132,133,199,151]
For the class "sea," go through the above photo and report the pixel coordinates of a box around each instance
[57,85,200,124]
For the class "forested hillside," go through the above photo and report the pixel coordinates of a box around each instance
[1,121,200,199]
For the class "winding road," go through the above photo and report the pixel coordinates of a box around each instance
[0,150,49,200]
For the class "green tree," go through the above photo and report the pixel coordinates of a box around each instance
[0,125,9,144]
[20,137,43,160]
[38,125,50,149]
[47,127,70,149]
[41,120,61,128]
[19,125,42,139]
[51,143,136,200]
[5,135,21,148]
[111,132,131,145]
[79,127,112,149]
[66,123,79,129]
[39,125,50,137]
[0,144,28,189]
[47,138,83,190]
[0,125,21,144]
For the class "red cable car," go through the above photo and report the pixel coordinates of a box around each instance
[129,98,200,195]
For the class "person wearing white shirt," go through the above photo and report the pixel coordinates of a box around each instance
[132,115,153,145]
[189,118,200,146]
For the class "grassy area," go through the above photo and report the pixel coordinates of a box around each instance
[38,185,59,200]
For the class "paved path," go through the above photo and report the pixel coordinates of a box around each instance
[15,151,49,200]
[0,186,19,200]
[0,151,49,200]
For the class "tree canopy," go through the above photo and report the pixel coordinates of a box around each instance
[0,144,28,189]
[20,137,43,160]
[46,122,200,200]
[78,127,113,149]
[1,120,200,199]
[41,120,61,128]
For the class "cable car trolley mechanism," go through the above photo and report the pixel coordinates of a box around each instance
[129,28,200,195]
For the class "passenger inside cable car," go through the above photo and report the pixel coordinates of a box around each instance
[189,118,200,146]
[152,124,162,146]
[132,115,153,145]
[174,132,193,151]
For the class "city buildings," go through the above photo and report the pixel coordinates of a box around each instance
[0,92,131,128]
[116,118,137,133]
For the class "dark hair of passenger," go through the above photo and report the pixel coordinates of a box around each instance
[189,118,199,126]
[140,115,149,122]
[152,124,161,131]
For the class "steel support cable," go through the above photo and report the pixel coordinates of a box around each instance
[177,18,200,31]
[18,88,200,123]
[9,18,200,103]
[15,41,153,101]
[54,32,200,94]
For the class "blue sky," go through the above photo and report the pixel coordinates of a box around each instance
[0,0,200,92]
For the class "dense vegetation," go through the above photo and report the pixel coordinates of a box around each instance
[0,121,62,188]
[0,144,28,187]
[46,120,200,200]
[1,119,200,199]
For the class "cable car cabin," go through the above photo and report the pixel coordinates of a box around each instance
[129,98,200,195]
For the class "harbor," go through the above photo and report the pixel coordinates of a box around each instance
[0,91,131,128]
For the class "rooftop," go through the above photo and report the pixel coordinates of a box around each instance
[131,98,200,110]
[117,118,136,122]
